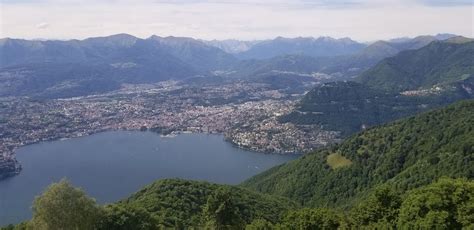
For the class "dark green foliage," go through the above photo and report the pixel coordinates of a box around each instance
[280,208,346,230]
[280,79,473,136]
[118,179,298,227]
[245,219,275,229]
[397,178,474,229]
[202,188,245,229]
[350,185,401,228]
[244,100,474,208]
[98,205,159,230]
[357,39,474,92]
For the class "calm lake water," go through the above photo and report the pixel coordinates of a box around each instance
[0,131,297,225]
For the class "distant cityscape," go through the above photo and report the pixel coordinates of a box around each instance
[0,79,343,179]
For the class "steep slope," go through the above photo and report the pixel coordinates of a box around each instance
[0,34,236,71]
[356,38,474,92]
[0,38,198,98]
[0,34,140,67]
[115,179,298,227]
[359,34,455,61]
[243,100,474,208]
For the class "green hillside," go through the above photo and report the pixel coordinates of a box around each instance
[279,80,472,135]
[356,38,474,92]
[112,179,297,227]
[6,177,471,229]
[244,100,474,208]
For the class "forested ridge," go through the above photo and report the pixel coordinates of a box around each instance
[244,100,474,207]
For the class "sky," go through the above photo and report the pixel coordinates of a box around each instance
[0,0,473,42]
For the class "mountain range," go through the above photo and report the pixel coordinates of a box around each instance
[0,33,463,98]
[0,34,232,98]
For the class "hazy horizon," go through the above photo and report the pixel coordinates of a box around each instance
[1,32,470,43]
[1,0,472,42]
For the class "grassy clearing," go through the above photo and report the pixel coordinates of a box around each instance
[327,153,352,169]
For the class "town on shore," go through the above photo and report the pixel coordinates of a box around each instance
[0,80,340,180]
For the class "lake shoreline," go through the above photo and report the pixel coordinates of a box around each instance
[2,126,302,181]
[0,131,297,225]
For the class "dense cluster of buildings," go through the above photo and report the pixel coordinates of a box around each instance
[0,81,340,179]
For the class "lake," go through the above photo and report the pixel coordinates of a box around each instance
[0,131,298,225]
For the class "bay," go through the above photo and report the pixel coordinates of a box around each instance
[0,131,297,225]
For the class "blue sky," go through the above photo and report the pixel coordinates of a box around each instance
[1,0,473,41]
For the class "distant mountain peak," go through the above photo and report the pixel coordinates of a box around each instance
[316,36,336,42]
[203,39,261,54]
[87,33,137,41]
[148,35,205,46]
[434,33,458,40]
[83,33,138,47]
[444,36,474,44]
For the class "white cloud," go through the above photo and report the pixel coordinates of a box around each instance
[1,0,473,41]
[35,22,50,29]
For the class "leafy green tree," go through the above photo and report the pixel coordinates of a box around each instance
[98,204,158,230]
[28,179,103,230]
[245,219,274,230]
[202,188,245,229]
[350,185,401,228]
[398,178,474,229]
[280,208,346,230]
